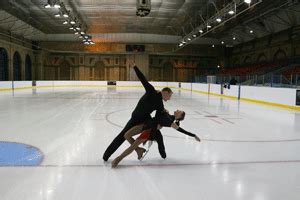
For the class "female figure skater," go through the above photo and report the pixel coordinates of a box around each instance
[111,110,201,168]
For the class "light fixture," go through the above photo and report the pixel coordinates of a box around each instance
[228,10,235,15]
[90,42,95,45]
[217,65,220,68]
[136,0,151,17]
[44,0,61,9]
[175,0,262,51]
[44,0,91,46]
[221,41,224,44]
[250,30,253,33]
[233,37,236,40]
[179,43,184,47]
[212,44,215,47]
[187,38,191,41]
[193,34,197,38]
[182,40,186,44]
[54,4,61,8]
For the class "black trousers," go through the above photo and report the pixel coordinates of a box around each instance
[103,118,166,161]
[154,130,166,159]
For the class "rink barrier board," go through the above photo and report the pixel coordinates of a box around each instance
[0,81,299,111]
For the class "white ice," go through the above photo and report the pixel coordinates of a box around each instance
[0,87,300,200]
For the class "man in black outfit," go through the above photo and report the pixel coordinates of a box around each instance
[103,65,173,161]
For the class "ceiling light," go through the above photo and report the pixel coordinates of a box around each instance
[228,10,235,15]
[207,24,212,28]
[216,18,222,23]
[54,13,61,17]
[244,0,251,4]
[212,44,215,47]
[221,41,224,44]
[192,34,197,38]
[80,31,85,34]
[44,0,61,9]
[63,14,69,18]
[179,43,184,47]
[199,29,203,33]
[187,38,191,41]
[233,37,236,40]
[53,4,61,8]
[63,21,68,25]
[70,21,76,25]
[250,30,253,33]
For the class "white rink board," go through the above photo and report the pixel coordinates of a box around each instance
[0,81,12,89]
[241,86,297,106]
[209,84,221,94]
[223,85,239,98]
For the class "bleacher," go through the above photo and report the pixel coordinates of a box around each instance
[218,62,278,76]
[281,66,300,80]
[217,58,296,77]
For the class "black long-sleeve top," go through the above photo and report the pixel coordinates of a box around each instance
[144,112,196,138]
[131,66,165,120]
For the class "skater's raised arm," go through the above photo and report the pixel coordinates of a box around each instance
[133,66,155,93]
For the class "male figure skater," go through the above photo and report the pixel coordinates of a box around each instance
[102,65,173,161]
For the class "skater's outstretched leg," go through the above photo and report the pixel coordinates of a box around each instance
[112,138,146,168]
[124,124,145,160]
[103,119,137,161]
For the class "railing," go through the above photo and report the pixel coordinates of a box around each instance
[194,74,300,88]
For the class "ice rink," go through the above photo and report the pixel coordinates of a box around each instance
[0,86,300,200]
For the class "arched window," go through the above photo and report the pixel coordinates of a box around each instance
[0,48,9,81]
[60,60,70,80]
[257,53,267,63]
[273,49,287,61]
[243,56,251,64]
[25,55,32,80]
[94,61,105,80]
[13,51,21,81]
[163,62,173,81]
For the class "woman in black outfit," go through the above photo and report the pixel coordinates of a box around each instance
[111,110,201,168]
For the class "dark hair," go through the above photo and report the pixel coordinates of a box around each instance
[162,87,173,93]
[177,111,185,121]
